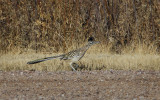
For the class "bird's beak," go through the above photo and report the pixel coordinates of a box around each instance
[94,41,100,44]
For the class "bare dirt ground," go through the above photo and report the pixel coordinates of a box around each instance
[0,70,160,100]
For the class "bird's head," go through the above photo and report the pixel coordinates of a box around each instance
[88,37,100,45]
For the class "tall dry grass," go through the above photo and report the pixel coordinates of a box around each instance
[0,0,160,71]
[0,0,159,53]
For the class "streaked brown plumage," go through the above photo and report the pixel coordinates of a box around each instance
[27,37,100,71]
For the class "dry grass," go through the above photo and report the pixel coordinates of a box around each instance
[0,0,160,71]
[0,0,159,53]
[0,46,160,71]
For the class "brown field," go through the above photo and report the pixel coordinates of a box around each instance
[0,70,160,99]
[0,0,160,99]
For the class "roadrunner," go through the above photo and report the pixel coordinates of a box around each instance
[27,37,100,71]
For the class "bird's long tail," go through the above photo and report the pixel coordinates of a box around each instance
[27,55,64,64]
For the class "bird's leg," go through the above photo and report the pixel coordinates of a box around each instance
[74,63,79,69]
[72,62,79,70]
[70,62,76,71]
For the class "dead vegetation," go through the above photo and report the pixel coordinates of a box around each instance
[0,0,160,71]
[0,0,159,53]
[0,52,160,71]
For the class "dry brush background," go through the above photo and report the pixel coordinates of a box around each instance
[0,0,160,71]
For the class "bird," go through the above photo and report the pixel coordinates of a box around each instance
[27,37,100,71]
